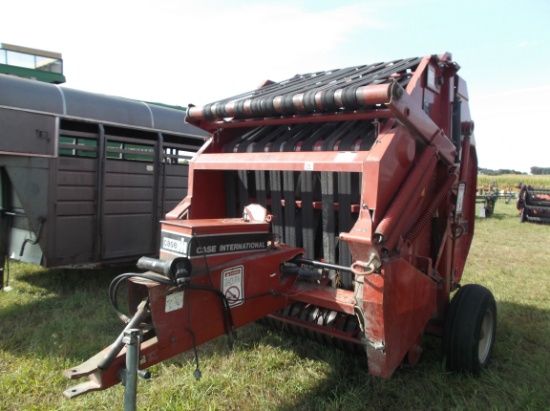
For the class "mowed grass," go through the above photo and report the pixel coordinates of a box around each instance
[1,179,549,410]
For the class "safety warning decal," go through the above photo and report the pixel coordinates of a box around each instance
[165,291,184,313]
[221,265,244,308]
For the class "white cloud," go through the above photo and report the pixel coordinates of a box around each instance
[39,1,384,105]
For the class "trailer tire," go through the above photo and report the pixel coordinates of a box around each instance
[443,284,496,374]
[484,197,495,217]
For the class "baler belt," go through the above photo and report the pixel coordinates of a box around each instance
[255,170,267,206]
[225,171,238,218]
[301,172,315,259]
[283,171,297,246]
[338,172,353,288]
[238,170,249,213]
[321,172,336,279]
[270,170,284,239]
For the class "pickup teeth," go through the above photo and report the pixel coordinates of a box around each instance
[260,302,364,354]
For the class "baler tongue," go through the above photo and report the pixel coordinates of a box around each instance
[64,54,496,401]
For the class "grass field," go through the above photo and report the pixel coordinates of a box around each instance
[1,180,549,410]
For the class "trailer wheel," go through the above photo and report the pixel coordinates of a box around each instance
[520,208,528,223]
[484,197,495,217]
[443,284,496,374]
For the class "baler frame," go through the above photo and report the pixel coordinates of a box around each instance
[63,53,496,399]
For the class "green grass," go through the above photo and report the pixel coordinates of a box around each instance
[1,202,549,410]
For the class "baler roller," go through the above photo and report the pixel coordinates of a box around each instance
[187,57,422,121]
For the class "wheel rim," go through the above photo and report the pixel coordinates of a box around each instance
[478,309,494,363]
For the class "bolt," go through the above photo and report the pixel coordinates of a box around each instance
[391,83,404,100]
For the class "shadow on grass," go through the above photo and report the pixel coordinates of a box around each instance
[14,262,136,294]
[476,210,519,221]
[0,263,136,361]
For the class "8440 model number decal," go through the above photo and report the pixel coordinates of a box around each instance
[161,231,269,258]
[161,231,190,256]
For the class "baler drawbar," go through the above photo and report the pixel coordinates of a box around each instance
[63,53,496,399]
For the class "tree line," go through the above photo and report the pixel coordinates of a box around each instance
[530,167,550,175]
[478,167,550,175]
[478,168,526,175]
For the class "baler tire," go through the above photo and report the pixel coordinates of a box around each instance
[520,208,528,223]
[443,284,497,374]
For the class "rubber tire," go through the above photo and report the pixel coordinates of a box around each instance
[484,198,495,217]
[443,284,497,374]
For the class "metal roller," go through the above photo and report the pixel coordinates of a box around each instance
[187,57,422,121]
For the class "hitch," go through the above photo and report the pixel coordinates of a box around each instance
[63,300,149,399]
[97,300,150,371]
[63,213,304,397]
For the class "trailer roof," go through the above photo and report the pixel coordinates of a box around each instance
[0,43,62,60]
[0,74,210,138]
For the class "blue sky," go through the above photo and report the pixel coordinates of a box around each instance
[2,0,549,172]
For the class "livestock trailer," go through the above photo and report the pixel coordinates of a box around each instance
[0,74,209,288]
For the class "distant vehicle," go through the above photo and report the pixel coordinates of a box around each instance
[0,43,66,84]
[0,74,210,289]
[517,185,550,224]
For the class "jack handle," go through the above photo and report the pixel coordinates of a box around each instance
[97,299,150,371]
